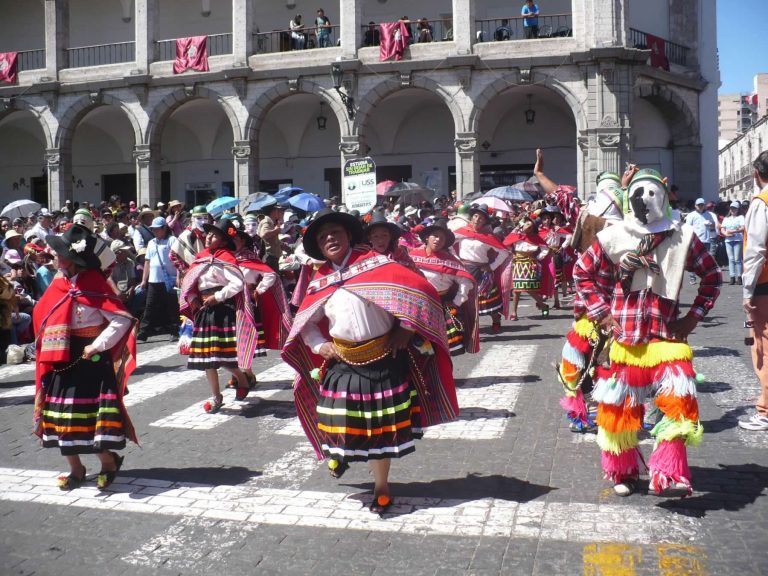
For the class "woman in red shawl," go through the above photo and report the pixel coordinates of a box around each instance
[503,215,551,320]
[365,211,419,272]
[34,224,137,491]
[409,219,480,355]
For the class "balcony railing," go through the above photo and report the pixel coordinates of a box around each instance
[359,19,453,47]
[475,14,572,42]
[155,33,232,62]
[628,28,689,67]
[252,25,339,54]
[16,49,45,71]
[66,41,135,68]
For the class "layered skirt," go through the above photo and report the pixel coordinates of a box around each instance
[188,300,239,370]
[40,334,128,456]
[512,254,542,292]
[466,264,502,316]
[317,348,421,463]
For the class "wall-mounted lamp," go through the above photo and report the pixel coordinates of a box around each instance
[524,94,536,125]
[481,140,491,151]
[317,101,328,130]
[331,62,355,120]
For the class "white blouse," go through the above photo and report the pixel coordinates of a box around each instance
[456,237,508,270]
[68,275,132,352]
[422,269,473,306]
[196,263,244,302]
[240,267,278,295]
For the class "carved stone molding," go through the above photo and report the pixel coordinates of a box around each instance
[519,67,532,84]
[598,133,621,148]
[183,84,196,98]
[600,115,620,128]
[455,68,471,89]
[577,134,590,155]
[0,97,14,111]
[454,134,478,158]
[232,141,251,159]
[45,149,60,166]
[339,141,361,156]
[399,72,411,88]
[287,78,300,92]
[133,144,152,164]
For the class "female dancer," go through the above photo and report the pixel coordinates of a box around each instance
[366,212,418,271]
[34,224,137,490]
[503,216,550,320]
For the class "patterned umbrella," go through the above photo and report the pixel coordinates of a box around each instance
[479,195,514,213]
[376,180,399,196]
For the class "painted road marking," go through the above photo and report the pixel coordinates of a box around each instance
[0,467,702,543]
[583,543,642,576]
[657,544,707,576]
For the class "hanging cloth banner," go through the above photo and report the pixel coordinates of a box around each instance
[173,36,209,74]
[379,22,411,62]
[646,34,670,71]
[0,52,19,84]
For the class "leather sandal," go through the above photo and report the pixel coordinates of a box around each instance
[96,452,124,491]
[57,467,86,491]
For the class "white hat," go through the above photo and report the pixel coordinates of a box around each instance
[156,201,166,209]
[404,206,418,217]
[110,239,132,252]
[4,230,22,241]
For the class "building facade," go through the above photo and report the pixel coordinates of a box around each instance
[0,0,718,210]
[719,115,767,202]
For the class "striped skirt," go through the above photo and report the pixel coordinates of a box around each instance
[317,351,421,463]
[188,300,238,370]
[512,254,541,292]
[41,335,127,456]
[443,298,466,356]
[467,265,502,316]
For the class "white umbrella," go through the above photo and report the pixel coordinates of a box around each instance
[0,199,41,220]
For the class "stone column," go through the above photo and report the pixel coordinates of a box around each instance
[232,140,256,201]
[339,0,362,60]
[43,0,69,81]
[134,0,158,74]
[232,0,254,67]
[134,144,160,208]
[452,0,475,56]
[454,132,479,200]
[584,0,628,48]
[46,148,71,210]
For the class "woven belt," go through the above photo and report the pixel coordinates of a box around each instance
[333,334,392,366]
[71,323,108,338]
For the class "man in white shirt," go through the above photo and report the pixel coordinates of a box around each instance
[684,198,717,284]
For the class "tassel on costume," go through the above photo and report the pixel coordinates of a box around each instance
[610,340,693,368]
[596,401,644,434]
[601,449,640,484]
[648,438,692,495]
[597,427,639,454]
[651,417,704,447]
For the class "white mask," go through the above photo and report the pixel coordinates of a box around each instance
[245,221,258,236]
[626,171,671,230]
[192,216,208,231]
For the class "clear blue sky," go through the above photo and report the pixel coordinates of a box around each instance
[717,0,768,94]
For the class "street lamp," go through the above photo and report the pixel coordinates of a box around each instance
[524,94,536,124]
[316,101,328,130]
[331,62,355,120]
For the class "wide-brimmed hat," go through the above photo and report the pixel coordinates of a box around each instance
[168,200,183,209]
[46,224,101,269]
[202,219,238,250]
[418,218,456,247]
[110,239,133,253]
[302,208,364,261]
[4,230,22,242]
[365,211,402,240]
[469,203,492,222]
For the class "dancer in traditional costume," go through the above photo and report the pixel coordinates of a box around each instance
[34,224,138,491]
[170,205,210,278]
[282,209,458,514]
[178,220,257,413]
[409,219,479,355]
[574,169,721,497]
[454,204,512,333]
[366,212,419,272]
[503,216,551,320]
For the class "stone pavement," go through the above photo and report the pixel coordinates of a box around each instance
[0,281,766,576]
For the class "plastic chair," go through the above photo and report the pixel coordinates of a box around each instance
[538,24,553,38]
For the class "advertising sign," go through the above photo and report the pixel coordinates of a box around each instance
[343,157,377,214]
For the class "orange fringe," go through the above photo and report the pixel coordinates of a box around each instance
[596,400,644,434]
[560,359,580,382]
[654,393,699,422]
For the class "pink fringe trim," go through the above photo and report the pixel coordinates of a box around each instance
[560,388,588,422]
[648,439,692,495]
[601,449,639,484]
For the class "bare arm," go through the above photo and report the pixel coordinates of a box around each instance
[533,148,559,196]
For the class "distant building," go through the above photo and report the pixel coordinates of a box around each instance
[718,73,768,146]
[719,115,767,201]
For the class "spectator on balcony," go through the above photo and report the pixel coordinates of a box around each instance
[315,9,332,48]
[416,18,434,43]
[522,0,540,39]
[495,19,512,41]
[364,21,380,47]
[400,16,415,44]
[290,14,306,50]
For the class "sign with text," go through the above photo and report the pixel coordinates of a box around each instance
[343,157,377,214]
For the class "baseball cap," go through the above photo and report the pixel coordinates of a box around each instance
[694,198,705,206]
[156,202,166,209]
[110,239,132,252]
[3,249,22,265]
[149,216,167,229]
[730,201,741,209]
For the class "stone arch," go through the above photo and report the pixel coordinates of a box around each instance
[633,82,699,146]
[468,71,587,135]
[244,79,347,142]
[145,86,242,146]
[353,75,466,141]
[55,92,143,149]
[0,98,55,149]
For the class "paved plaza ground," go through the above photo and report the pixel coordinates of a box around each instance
[0,281,766,576]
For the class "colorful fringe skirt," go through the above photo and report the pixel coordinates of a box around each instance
[466,265,502,316]
[317,350,421,463]
[40,335,128,456]
[188,300,238,370]
[592,340,703,493]
[558,317,600,430]
[512,254,542,292]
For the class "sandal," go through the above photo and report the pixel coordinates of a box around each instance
[327,458,349,479]
[96,452,124,491]
[369,494,393,515]
[57,467,86,491]
[203,394,224,414]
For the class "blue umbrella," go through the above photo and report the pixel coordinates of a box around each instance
[287,192,325,213]
[206,196,240,216]
[245,192,277,213]
[484,185,536,203]
[274,186,303,205]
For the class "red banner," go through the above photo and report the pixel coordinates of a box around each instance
[646,34,669,71]
[173,36,209,74]
[379,22,411,62]
[0,52,18,84]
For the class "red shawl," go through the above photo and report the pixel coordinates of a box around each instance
[409,247,480,354]
[235,248,293,350]
[33,269,138,442]
[503,231,548,248]
[454,225,507,251]
[281,247,459,458]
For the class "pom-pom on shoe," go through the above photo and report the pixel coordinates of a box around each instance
[203,394,224,414]
[96,452,124,491]
[57,468,86,491]
[369,494,393,516]
[327,458,349,479]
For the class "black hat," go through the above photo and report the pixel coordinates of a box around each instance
[302,208,364,261]
[469,203,492,222]
[418,218,456,247]
[46,224,101,270]
[365,211,402,241]
[202,218,238,250]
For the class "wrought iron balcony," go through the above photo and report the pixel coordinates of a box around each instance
[16,49,45,71]
[155,33,232,62]
[628,28,689,67]
[66,41,135,68]
[474,14,572,43]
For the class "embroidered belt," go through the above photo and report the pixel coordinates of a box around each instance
[333,334,392,366]
[513,253,536,263]
[71,323,108,338]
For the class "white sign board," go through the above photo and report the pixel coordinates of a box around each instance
[343,157,377,214]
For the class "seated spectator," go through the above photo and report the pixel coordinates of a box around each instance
[495,19,512,41]
[34,249,55,295]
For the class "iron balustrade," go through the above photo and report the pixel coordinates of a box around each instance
[15,49,45,71]
[474,14,572,42]
[252,25,340,54]
[359,19,453,46]
[65,41,135,68]
[155,33,232,62]
[628,28,689,67]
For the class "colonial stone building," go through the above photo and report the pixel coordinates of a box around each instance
[719,115,767,202]
[0,0,718,209]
